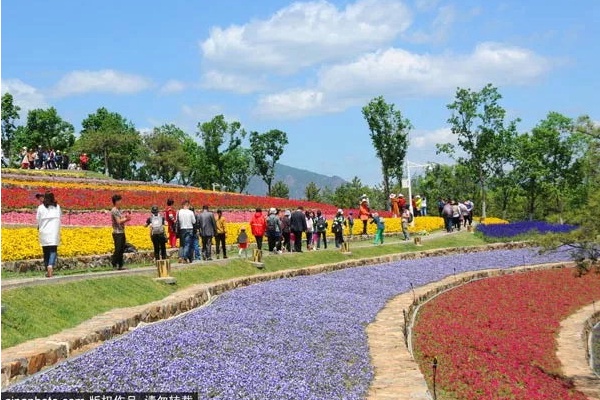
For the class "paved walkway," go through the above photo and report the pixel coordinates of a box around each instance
[2,229,460,290]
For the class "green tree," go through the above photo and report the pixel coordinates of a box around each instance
[249,129,289,195]
[415,164,478,209]
[331,176,370,209]
[1,92,21,160]
[270,180,290,199]
[77,107,142,179]
[143,124,189,183]
[304,181,322,202]
[197,115,246,189]
[13,107,75,153]
[514,112,583,221]
[225,147,254,193]
[361,96,412,200]
[437,84,518,220]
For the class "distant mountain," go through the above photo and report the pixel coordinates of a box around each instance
[246,163,347,199]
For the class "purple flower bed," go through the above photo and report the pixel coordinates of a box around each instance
[10,248,572,398]
[476,220,578,238]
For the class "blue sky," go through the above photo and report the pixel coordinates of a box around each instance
[2,0,599,185]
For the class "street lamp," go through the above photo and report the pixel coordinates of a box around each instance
[212,183,221,192]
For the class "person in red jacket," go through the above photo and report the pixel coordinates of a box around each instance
[79,153,89,170]
[165,198,178,248]
[250,208,267,250]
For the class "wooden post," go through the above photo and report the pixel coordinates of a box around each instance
[467,225,474,233]
[340,242,352,255]
[413,237,422,246]
[250,249,265,268]
[154,259,176,284]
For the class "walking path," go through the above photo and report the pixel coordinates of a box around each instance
[2,229,458,290]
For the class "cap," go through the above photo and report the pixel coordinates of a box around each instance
[337,208,343,214]
[285,210,291,216]
[269,207,277,215]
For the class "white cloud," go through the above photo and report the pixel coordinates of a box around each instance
[408,4,456,44]
[54,69,152,97]
[200,0,412,74]
[255,42,551,118]
[411,127,454,148]
[1,79,48,114]
[159,79,186,94]
[201,70,266,94]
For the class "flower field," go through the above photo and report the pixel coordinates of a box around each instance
[413,268,600,400]
[0,216,443,261]
[8,247,574,396]
[477,220,578,239]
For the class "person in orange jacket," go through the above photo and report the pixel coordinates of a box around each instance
[390,194,400,217]
[358,195,370,235]
[249,207,267,250]
[398,193,407,211]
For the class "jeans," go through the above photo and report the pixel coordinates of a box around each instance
[193,235,201,260]
[282,232,291,252]
[151,233,167,260]
[112,232,126,268]
[180,229,194,261]
[306,231,313,248]
[201,236,213,259]
[316,231,327,249]
[215,233,227,258]
[42,245,58,267]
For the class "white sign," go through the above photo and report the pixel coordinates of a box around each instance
[401,179,410,189]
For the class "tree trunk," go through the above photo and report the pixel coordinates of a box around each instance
[104,148,110,177]
[479,170,486,221]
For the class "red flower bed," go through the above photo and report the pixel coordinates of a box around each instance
[413,268,600,400]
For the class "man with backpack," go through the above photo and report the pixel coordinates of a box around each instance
[314,210,328,249]
[266,208,283,254]
[198,205,217,261]
[145,205,167,260]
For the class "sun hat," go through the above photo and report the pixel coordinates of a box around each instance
[337,208,343,214]
[269,207,277,215]
[399,193,404,197]
[389,193,396,199]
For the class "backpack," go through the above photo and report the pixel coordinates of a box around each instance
[150,215,164,235]
[316,216,327,232]
[267,215,280,234]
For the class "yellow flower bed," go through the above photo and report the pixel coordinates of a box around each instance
[1,217,446,261]
[477,216,509,225]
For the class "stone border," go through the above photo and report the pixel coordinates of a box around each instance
[556,304,600,400]
[367,263,600,400]
[0,242,530,388]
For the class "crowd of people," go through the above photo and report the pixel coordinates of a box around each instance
[32,191,475,278]
[16,146,89,170]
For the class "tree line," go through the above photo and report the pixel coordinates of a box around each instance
[1,94,288,196]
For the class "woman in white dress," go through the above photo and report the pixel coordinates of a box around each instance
[36,192,61,277]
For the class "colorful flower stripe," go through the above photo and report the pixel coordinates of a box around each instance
[413,268,600,400]
[9,248,574,396]
[478,216,509,225]
[1,216,443,261]
[1,185,338,213]
[476,220,578,238]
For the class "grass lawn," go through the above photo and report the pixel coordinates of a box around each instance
[1,232,485,349]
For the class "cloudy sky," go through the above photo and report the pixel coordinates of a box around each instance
[2,0,598,184]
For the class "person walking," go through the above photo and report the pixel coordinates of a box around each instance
[290,206,307,252]
[250,208,267,251]
[332,209,346,248]
[347,211,355,237]
[266,208,283,253]
[237,228,249,258]
[421,196,428,216]
[198,205,217,261]
[215,209,227,259]
[442,201,454,232]
[37,192,61,277]
[165,198,178,248]
[358,196,370,235]
[401,206,411,241]
[110,194,131,270]
[281,210,292,252]
[314,210,328,249]
[371,213,385,245]
[176,200,196,263]
[145,205,167,261]
[305,210,315,250]
[464,200,474,227]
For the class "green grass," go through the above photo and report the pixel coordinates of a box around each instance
[1,232,486,349]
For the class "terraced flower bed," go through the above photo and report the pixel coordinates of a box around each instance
[413,268,600,400]
[8,247,572,396]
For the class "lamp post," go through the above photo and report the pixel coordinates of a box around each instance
[404,160,437,216]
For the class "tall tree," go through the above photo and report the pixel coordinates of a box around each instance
[77,107,142,179]
[331,176,371,209]
[362,96,411,200]
[304,181,322,202]
[1,92,21,160]
[143,124,189,183]
[197,115,246,189]
[249,129,289,195]
[225,147,254,193]
[270,180,290,199]
[13,107,75,153]
[437,84,518,220]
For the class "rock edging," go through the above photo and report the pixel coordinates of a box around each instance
[1,242,530,388]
